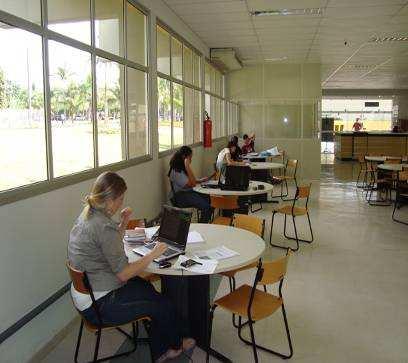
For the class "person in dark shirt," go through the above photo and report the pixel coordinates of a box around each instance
[229,135,242,161]
[242,133,255,154]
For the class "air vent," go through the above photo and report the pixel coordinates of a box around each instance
[210,48,243,72]
[369,35,408,43]
[250,8,322,16]
[343,64,375,71]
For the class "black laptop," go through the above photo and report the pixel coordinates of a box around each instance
[133,205,192,262]
[219,165,251,191]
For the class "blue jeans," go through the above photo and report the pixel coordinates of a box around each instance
[81,277,182,360]
[174,190,212,223]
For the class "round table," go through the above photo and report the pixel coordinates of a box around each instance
[365,156,386,162]
[125,223,266,276]
[247,162,284,170]
[377,163,408,172]
[193,180,273,196]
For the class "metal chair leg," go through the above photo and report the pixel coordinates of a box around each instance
[93,330,101,363]
[74,320,84,363]
[392,199,408,225]
[248,320,259,363]
[270,212,298,251]
[283,213,314,245]
[206,305,216,363]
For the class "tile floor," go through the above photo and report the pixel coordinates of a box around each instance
[40,161,408,363]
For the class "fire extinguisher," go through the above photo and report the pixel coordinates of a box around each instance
[203,111,212,148]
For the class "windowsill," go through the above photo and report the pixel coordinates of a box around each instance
[0,154,153,207]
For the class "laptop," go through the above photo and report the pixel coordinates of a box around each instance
[219,165,251,191]
[133,205,192,263]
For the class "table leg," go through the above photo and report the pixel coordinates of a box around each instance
[161,275,233,363]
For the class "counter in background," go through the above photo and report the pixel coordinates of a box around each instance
[334,132,408,160]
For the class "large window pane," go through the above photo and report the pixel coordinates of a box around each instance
[128,67,148,158]
[173,83,183,147]
[0,25,46,191]
[184,87,193,145]
[157,26,170,75]
[96,58,124,166]
[48,0,91,44]
[193,52,200,88]
[171,37,182,81]
[183,45,193,85]
[49,41,93,177]
[95,0,124,56]
[193,89,201,143]
[0,0,41,24]
[158,78,171,151]
[126,3,146,66]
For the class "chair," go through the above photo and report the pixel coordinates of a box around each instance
[220,214,266,327]
[210,195,239,225]
[275,159,298,200]
[270,185,313,252]
[392,171,408,225]
[367,164,394,206]
[207,253,293,363]
[67,262,153,363]
[126,219,160,284]
[384,158,401,164]
[356,156,374,188]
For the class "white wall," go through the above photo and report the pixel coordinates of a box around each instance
[0,1,218,362]
[226,63,322,181]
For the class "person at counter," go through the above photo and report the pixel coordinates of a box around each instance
[242,133,255,154]
[352,118,363,132]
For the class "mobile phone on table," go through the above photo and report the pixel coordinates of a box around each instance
[158,261,172,269]
[180,259,202,268]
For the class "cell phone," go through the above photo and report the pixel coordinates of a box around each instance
[158,261,171,269]
[180,259,202,268]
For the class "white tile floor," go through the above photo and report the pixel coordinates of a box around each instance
[40,161,408,363]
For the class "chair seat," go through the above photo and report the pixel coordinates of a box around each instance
[220,261,258,278]
[212,216,232,225]
[214,284,282,321]
[139,272,160,283]
[83,316,151,332]
[275,205,308,216]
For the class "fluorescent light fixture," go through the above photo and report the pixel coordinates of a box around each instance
[369,35,408,43]
[264,56,288,62]
[250,8,322,16]
[283,117,288,123]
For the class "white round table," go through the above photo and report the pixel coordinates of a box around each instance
[377,163,408,172]
[248,162,284,170]
[365,156,386,162]
[193,180,273,196]
[125,223,266,276]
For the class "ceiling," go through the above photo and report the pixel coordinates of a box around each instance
[163,0,408,89]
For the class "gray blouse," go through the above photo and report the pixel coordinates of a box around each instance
[68,208,128,292]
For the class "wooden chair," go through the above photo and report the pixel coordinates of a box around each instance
[384,158,401,164]
[210,195,239,226]
[220,214,266,327]
[270,184,313,252]
[126,220,160,284]
[66,262,153,363]
[392,171,408,225]
[275,159,298,200]
[207,253,293,363]
[356,155,374,188]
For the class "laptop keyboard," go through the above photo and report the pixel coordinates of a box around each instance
[146,243,178,257]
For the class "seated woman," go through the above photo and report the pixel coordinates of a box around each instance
[229,135,242,161]
[242,133,256,154]
[68,172,195,363]
[216,141,246,176]
[168,146,212,223]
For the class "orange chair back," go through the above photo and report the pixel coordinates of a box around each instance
[210,195,239,210]
[385,159,401,164]
[127,219,146,229]
[258,253,290,286]
[232,214,264,237]
[67,262,89,294]
[287,159,298,168]
[398,171,408,182]
[297,185,311,199]
[358,156,365,163]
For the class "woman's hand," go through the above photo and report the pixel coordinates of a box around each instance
[150,242,167,259]
[184,157,191,168]
[120,207,133,224]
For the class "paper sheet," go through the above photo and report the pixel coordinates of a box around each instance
[144,226,160,240]
[193,245,239,260]
[173,255,218,274]
[187,231,205,244]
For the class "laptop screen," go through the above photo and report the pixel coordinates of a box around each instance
[158,206,192,247]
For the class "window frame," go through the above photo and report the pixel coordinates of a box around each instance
[0,0,151,206]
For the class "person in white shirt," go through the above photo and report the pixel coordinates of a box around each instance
[216,141,245,172]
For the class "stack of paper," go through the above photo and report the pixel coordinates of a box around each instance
[194,245,239,260]
[123,228,146,246]
[174,255,218,274]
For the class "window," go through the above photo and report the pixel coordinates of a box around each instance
[47,0,91,44]
[49,41,94,177]
[96,58,124,166]
[156,24,202,151]
[0,1,149,197]
[94,0,124,56]
[0,24,47,191]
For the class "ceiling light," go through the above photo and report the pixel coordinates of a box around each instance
[369,35,408,43]
[250,8,322,17]
[264,56,288,62]
[283,117,288,123]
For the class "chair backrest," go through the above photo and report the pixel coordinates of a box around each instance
[385,158,401,164]
[66,261,89,294]
[291,184,311,210]
[210,195,239,210]
[232,213,265,237]
[285,159,298,177]
[257,252,291,286]
[127,219,146,229]
[358,155,365,164]
[398,171,408,182]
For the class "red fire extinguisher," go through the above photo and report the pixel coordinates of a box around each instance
[203,111,212,148]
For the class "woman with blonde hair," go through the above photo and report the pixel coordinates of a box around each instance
[68,172,195,362]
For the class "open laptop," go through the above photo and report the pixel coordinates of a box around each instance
[219,165,251,191]
[133,205,192,263]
